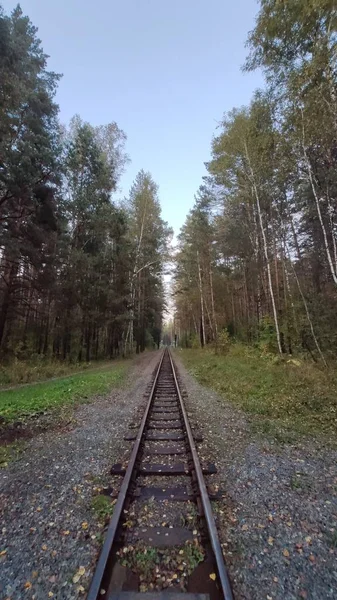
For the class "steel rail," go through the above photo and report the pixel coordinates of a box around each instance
[87,349,166,600]
[168,349,234,600]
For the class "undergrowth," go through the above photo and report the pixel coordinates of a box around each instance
[0,358,116,387]
[178,344,337,443]
[0,363,127,423]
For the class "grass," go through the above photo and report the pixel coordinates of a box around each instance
[0,362,127,424]
[91,494,115,522]
[178,344,337,443]
[0,358,118,388]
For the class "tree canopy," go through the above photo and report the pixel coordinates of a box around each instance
[0,4,170,361]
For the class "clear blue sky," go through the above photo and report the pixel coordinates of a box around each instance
[4,0,263,235]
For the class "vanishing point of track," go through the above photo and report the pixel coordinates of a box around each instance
[87,348,234,600]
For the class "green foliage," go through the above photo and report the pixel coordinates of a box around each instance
[180,346,337,442]
[120,540,204,582]
[0,5,167,366]
[91,494,114,522]
[122,546,160,577]
[180,540,204,573]
[214,329,231,355]
[174,1,337,363]
[0,363,126,423]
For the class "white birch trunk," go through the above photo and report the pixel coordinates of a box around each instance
[197,250,206,347]
[244,143,283,354]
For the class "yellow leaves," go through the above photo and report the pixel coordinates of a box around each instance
[192,529,198,535]
[41,544,48,551]
[48,593,54,598]
[309,554,315,563]
[209,573,217,581]
[305,536,312,544]
[36,507,42,512]
[24,581,32,590]
[63,530,70,536]
[267,536,274,546]
[73,566,86,583]
[77,585,85,594]
[0,549,7,557]
[268,514,273,522]
[241,524,248,531]
[283,549,290,558]
[81,522,88,530]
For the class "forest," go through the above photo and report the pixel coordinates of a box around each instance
[0,4,171,365]
[174,0,337,365]
[1,1,337,370]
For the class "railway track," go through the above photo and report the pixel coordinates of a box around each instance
[87,348,233,600]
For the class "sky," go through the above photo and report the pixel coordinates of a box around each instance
[3,0,263,236]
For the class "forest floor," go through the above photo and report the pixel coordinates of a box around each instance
[0,358,120,388]
[179,345,337,443]
[0,350,161,600]
[175,347,337,600]
[0,360,131,461]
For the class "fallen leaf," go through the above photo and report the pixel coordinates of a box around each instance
[283,549,290,558]
[63,530,70,536]
[24,582,32,590]
[267,536,274,546]
[48,593,54,598]
[0,549,7,557]
[42,544,47,551]
[81,522,88,530]
[242,524,248,531]
[209,573,216,581]
[77,586,85,594]
[309,554,315,562]
[73,566,86,583]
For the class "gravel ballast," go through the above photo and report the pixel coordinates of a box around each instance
[0,351,160,600]
[173,351,337,600]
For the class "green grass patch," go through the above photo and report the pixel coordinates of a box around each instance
[0,362,127,424]
[178,345,337,443]
[0,358,117,388]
